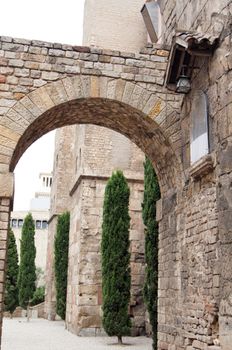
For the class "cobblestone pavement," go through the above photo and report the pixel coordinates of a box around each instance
[2,318,152,350]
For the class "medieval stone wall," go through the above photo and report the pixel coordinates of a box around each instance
[51,0,150,336]
[0,1,231,347]
[62,121,146,335]
[72,124,145,181]
[158,0,231,44]
[49,126,75,214]
[153,2,232,349]
[67,177,146,336]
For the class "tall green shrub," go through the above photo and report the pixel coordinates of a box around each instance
[101,170,131,344]
[30,286,45,306]
[142,157,160,350]
[18,213,36,310]
[4,228,19,316]
[54,211,70,320]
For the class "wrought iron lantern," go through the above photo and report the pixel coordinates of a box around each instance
[176,74,191,93]
[165,31,219,93]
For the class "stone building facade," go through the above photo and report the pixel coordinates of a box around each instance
[0,0,231,349]
[65,125,146,336]
[155,2,232,350]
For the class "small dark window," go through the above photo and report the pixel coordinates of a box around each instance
[12,219,17,228]
[42,221,48,229]
[18,219,23,228]
[36,220,42,229]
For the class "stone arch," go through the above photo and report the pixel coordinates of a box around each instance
[2,75,182,195]
[0,73,184,350]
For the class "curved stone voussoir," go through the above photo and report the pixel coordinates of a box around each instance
[7,91,182,195]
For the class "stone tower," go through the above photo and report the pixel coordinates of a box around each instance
[45,0,149,336]
[83,0,147,52]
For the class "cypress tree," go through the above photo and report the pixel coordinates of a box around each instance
[101,170,131,344]
[54,211,70,320]
[4,228,19,316]
[18,213,36,312]
[142,157,161,350]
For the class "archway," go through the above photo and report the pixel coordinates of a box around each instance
[4,76,182,193]
[0,74,182,348]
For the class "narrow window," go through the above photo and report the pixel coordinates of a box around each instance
[12,219,17,228]
[42,220,48,229]
[18,219,23,228]
[36,220,42,229]
[190,90,209,164]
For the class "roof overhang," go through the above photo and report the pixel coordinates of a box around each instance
[165,31,219,91]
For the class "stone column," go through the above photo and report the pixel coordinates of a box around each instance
[0,173,14,343]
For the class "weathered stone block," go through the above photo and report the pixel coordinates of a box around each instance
[0,172,14,198]
[8,59,24,68]
[41,71,59,81]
